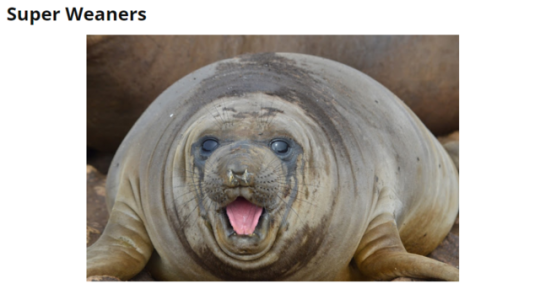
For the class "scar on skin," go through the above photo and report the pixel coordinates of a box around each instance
[117,237,135,249]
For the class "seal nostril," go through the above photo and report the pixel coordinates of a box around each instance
[229,167,247,176]
[232,169,246,177]
[227,162,248,176]
[225,167,254,187]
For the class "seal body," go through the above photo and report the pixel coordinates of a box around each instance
[87,53,459,281]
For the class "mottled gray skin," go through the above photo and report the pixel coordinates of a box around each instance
[87,53,459,281]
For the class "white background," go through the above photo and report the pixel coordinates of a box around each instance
[1,0,539,287]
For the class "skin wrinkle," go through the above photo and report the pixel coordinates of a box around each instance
[106,223,148,253]
[127,175,151,228]
[103,206,151,253]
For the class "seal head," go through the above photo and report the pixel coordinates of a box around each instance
[168,94,348,280]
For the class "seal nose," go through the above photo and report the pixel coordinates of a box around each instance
[225,162,254,187]
[228,162,247,176]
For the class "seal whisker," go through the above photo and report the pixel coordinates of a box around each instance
[262,97,276,127]
[173,183,199,189]
[173,177,201,187]
[266,100,285,129]
[273,181,322,189]
[200,98,226,129]
[256,94,266,132]
[275,193,304,225]
[175,168,199,174]
[278,191,318,208]
[174,187,197,200]
[257,157,284,179]
[179,194,210,229]
[173,185,201,199]
[178,202,200,229]
[173,195,199,213]
[212,103,229,128]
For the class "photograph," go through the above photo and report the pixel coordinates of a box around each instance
[86,35,459,281]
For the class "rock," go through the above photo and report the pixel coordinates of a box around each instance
[86,165,109,247]
[130,270,155,281]
[438,131,459,145]
[391,277,421,281]
[87,148,115,174]
[87,275,121,281]
[438,131,459,171]
[427,213,460,268]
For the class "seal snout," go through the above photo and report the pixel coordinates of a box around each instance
[222,157,256,187]
[226,168,254,187]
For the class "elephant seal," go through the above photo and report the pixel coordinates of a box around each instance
[87,53,459,281]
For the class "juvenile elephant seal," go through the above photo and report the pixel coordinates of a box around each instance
[87,53,459,281]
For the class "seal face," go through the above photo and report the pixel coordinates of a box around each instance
[190,99,303,260]
[169,95,340,280]
[88,52,459,281]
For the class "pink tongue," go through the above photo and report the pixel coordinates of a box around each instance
[226,197,263,235]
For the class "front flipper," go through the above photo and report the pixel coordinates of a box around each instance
[87,193,153,280]
[353,188,458,281]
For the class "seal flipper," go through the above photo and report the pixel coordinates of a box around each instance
[353,188,458,281]
[87,193,153,280]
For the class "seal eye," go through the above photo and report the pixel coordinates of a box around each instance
[202,139,219,152]
[271,140,289,154]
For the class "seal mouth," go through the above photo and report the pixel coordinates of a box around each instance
[220,197,270,242]
[225,197,264,236]
[213,196,275,259]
